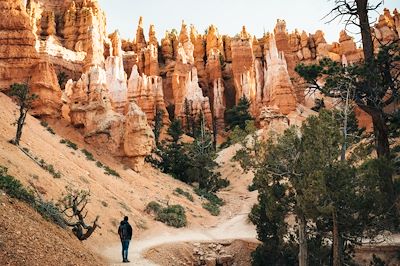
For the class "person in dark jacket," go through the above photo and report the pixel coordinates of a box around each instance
[118,216,133,263]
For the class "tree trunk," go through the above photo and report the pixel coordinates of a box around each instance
[332,209,342,266]
[355,0,398,225]
[299,214,308,266]
[212,116,217,151]
[356,0,374,61]
[369,108,398,225]
[370,110,390,159]
[15,107,27,145]
[368,109,394,197]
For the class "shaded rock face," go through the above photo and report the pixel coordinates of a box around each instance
[30,61,63,117]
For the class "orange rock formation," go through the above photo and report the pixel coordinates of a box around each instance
[2,0,399,165]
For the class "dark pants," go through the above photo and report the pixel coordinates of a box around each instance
[121,240,130,261]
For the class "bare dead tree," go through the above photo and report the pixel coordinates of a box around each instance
[58,188,100,241]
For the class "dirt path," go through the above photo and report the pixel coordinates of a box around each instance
[101,212,256,265]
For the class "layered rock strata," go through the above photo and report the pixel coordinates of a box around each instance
[64,66,154,171]
[0,0,62,117]
[2,0,398,165]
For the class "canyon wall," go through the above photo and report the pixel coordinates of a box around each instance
[1,0,399,167]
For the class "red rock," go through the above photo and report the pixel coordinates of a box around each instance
[30,61,62,117]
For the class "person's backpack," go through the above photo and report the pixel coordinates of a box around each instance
[119,222,130,240]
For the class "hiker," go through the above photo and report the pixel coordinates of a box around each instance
[118,216,133,263]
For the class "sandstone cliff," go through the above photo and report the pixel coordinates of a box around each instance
[2,0,398,168]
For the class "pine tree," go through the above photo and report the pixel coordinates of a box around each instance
[225,96,253,130]
[186,112,229,192]
[237,110,391,265]
[162,119,191,182]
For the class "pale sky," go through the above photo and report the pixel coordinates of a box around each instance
[98,0,399,43]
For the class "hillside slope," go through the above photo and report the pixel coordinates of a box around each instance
[0,92,218,250]
[0,193,106,265]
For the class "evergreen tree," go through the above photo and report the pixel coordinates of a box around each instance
[148,116,229,193]
[236,110,391,265]
[167,119,184,143]
[162,119,191,182]
[186,113,229,192]
[225,96,253,130]
[296,0,400,220]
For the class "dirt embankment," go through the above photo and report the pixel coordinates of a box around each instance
[0,193,106,266]
[145,239,259,266]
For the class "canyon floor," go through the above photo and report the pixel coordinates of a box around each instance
[0,92,258,265]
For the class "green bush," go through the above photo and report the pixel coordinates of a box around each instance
[41,162,62,178]
[40,121,49,127]
[194,188,224,216]
[35,200,66,228]
[103,165,120,178]
[81,149,95,161]
[145,201,162,214]
[248,182,257,192]
[96,161,103,168]
[0,166,65,228]
[156,205,187,228]
[0,166,35,203]
[202,202,220,216]
[194,188,224,206]
[145,201,187,228]
[174,188,194,202]
[46,127,55,135]
[60,139,78,150]
[40,121,55,135]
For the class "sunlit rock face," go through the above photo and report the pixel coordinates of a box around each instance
[160,21,213,127]
[63,0,107,69]
[263,34,297,115]
[128,65,169,124]
[3,0,398,151]
[231,26,257,107]
[64,65,154,172]
[105,31,128,114]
